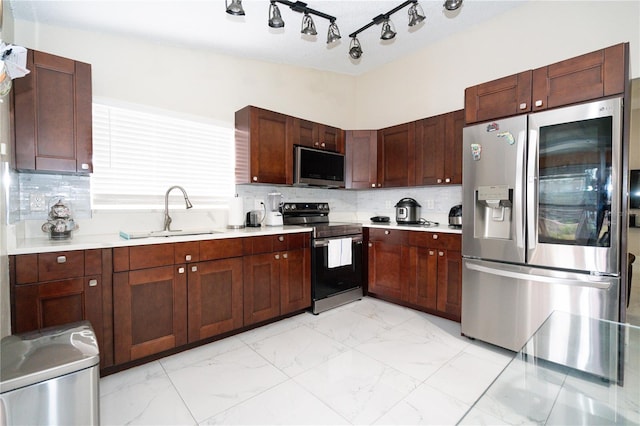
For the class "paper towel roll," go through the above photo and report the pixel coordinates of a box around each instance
[227,196,245,228]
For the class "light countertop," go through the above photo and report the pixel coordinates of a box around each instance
[9,222,461,255]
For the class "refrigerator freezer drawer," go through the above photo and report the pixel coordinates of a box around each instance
[461,259,620,352]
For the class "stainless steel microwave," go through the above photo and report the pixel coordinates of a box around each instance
[293,145,345,188]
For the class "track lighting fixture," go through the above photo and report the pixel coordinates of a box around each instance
[268,2,285,28]
[327,21,341,44]
[408,3,426,26]
[443,0,464,11]
[380,18,396,40]
[301,13,317,35]
[349,37,363,59]
[225,0,245,16]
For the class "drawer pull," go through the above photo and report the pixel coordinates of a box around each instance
[519,103,527,110]
[275,254,280,260]
[278,236,285,242]
[368,243,373,247]
[57,256,67,264]
[178,267,185,274]
[88,279,98,287]
[384,230,390,235]
[191,266,198,272]
[439,251,444,257]
[437,178,442,183]
[81,163,90,170]
[535,100,543,107]
[432,234,438,239]
[429,250,435,256]
[445,178,451,183]
[283,253,288,259]
[185,255,192,262]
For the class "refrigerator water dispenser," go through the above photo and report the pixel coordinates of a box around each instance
[475,185,512,240]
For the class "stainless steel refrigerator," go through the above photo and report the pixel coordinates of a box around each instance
[461,97,624,352]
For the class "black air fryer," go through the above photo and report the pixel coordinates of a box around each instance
[448,204,462,228]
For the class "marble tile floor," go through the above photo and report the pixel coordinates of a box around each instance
[99,297,514,425]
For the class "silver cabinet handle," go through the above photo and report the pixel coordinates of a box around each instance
[432,234,438,239]
[283,253,288,259]
[320,142,326,148]
[384,230,390,235]
[429,250,435,256]
[275,254,280,260]
[81,163,90,170]
[371,183,376,188]
[252,176,258,182]
[437,178,442,183]
[438,251,444,257]
[368,242,373,247]
[519,103,527,110]
[88,279,98,287]
[377,184,381,187]
[185,255,192,262]
[278,236,285,242]
[191,266,198,272]
[57,256,66,264]
[178,267,185,274]
[445,178,451,183]
[535,100,543,107]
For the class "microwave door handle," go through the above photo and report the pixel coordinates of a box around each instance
[514,130,526,250]
[527,129,538,253]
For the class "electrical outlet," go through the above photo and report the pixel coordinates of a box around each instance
[254,198,264,210]
[30,193,46,211]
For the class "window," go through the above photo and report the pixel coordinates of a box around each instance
[91,102,234,209]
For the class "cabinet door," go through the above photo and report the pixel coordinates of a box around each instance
[318,124,344,153]
[292,118,317,149]
[345,130,377,189]
[436,249,462,321]
[415,115,445,186]
[243,253,280,325]
[532,43,627,111]
[280,248,311,315]
[367,241,409,301]
[235,106,292,185]
[113,266,187,364]
[464,71,532,124]
[188,258,243,342]
[13,276,103,335]
[410,247,438,310]
[377,122,415,188]
[14,49,92,173]
[443,109,465,185]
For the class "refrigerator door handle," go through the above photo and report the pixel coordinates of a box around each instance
[527,129,538,253]
[514,130,526,250]
[465,261,613,289]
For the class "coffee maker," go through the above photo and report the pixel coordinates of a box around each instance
[264,192,283,226]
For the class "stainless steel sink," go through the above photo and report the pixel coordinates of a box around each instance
[119,229,221,240]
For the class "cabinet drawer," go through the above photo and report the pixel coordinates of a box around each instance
[14,251,85,284]
[175,242,200,264]
[200,238,244,261]
[368,228,409,244]
[409,232,461,250]
[113,244,175,272]
[243,234,290,255]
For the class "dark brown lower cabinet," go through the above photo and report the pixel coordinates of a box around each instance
[113,265,187,364]
[436,249,462,320]
[187,258,244,342]
[243,252,281,325]
[280,248,311,315]
[367,229,410,301]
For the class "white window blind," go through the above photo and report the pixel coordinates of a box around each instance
[91,103,234,209]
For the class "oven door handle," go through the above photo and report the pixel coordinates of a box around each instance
[313,235,363,248]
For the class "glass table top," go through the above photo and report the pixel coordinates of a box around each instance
[459,311,640,425]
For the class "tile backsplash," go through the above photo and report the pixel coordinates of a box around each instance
[10,172,91,223]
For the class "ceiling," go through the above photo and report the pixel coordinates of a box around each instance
[7,0,526,76]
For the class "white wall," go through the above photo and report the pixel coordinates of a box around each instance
[355,1,640,128]
[11,21,356,129]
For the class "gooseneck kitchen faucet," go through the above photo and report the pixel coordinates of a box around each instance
[163,186,193,231]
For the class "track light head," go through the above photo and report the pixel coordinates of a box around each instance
[408,2,426,26]
[301,13,317,35]
[349,37,363,59]
[380,18,397,40]
[443,0,463,11]
[225,0,245,16]
[327,21,341,44]
[268,2,285,28]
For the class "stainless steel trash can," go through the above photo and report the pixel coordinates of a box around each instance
[0,321,100,425]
